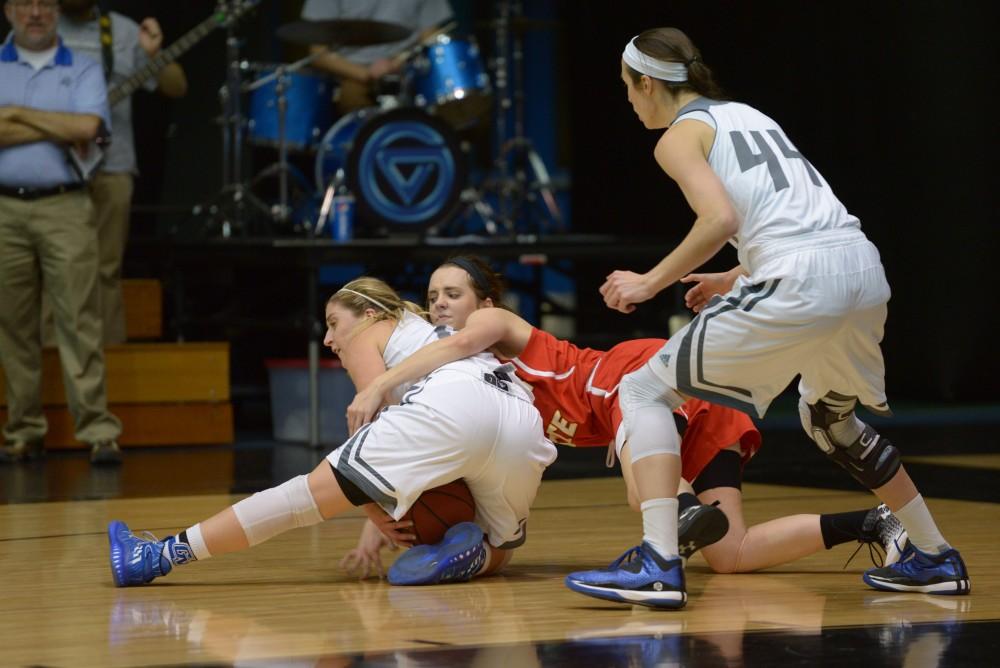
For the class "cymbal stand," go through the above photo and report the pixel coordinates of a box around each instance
[491,0,564,234]
[246,51,325,225]
[193,2,270,238]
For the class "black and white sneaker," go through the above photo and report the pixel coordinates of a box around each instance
[861,503,909,566]
[678,502,730,563]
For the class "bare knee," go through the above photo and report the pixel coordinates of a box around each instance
[701,529,747,574]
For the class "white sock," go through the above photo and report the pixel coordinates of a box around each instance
[160,524,209,565]
[185,524,212,561]
[641,497,679,560]
[894,495,951,555]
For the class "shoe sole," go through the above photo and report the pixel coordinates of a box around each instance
[388,522,486,586]
[108,520,130,588]
[91,449,123,466]
[678,505,730,559]
[862,572,971,595]
[564,577,687,609]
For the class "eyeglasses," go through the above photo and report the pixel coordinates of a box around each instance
[9,0,59,11]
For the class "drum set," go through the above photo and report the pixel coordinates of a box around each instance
[201,1,560,241]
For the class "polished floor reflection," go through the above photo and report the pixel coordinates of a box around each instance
[1,473,997,667]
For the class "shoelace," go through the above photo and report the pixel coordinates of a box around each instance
[609,545,644,569]
[843,538,886,570]
[138,530,162,546]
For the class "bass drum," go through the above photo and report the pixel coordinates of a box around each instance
[315,107,467,233]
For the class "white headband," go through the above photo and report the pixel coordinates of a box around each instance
[622,37,689,83]
[336,288,391,312]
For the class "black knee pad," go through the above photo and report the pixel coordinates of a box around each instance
[821,424,901,489]
[693,449,743,493]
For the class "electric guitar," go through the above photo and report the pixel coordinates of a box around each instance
[68,0,261,180]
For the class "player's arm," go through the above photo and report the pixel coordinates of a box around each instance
[679,265,749,313]
[338,320,393,392]
[0,106,102,143]
[345,309,513,433]
[601,121,739,312]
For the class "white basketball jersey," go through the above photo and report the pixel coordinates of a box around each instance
[674,99,863,275]
[381,311,443,401]
[381,311,518,402]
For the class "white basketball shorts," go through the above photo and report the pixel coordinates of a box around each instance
[651,236,893,418]
[327,361,557,548]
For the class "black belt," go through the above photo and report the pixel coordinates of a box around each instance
[0,182,85,200]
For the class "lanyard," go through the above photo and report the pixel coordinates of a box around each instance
[96,4,113,80]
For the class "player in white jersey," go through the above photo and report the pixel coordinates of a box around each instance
[105,277,556,588]
[570,27,969,604]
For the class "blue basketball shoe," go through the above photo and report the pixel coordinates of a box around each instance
[863,542,970,595]
[565,542,686,609]
[388,522,487,586]
[108,520,172,587]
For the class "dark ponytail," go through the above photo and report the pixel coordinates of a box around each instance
[625,27,725,100]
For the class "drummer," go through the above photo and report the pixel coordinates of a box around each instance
[302,0,454,114]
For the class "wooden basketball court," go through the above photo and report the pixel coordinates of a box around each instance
[2,470,997,666]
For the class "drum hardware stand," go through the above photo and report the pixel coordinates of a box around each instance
[192,2,270,238]
[244,51,326,226]
[477,0,565,236]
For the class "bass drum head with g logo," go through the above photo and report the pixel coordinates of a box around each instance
[345,107,467,233]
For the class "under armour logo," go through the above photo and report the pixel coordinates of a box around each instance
[659,354,672,367]
[679,540,697,555]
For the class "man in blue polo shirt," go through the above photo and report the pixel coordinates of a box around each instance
[0,0,123,465]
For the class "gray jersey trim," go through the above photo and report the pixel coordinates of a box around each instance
[673,97,723,159]
[675,279,781,413]
[493,519,528,550]
[336,422,398,512]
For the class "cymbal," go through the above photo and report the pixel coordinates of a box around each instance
[276,19,412,47]
[475,17,560,32]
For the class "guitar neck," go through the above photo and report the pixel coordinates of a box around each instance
[108,11,224,106]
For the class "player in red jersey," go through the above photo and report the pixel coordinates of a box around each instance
[345,256,906,591]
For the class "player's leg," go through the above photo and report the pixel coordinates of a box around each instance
[799,303,969,594]
[693,448,905,572]
[108,459,353,587]
[564,363,688,609]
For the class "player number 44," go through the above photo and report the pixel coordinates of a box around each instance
[729,129,821,192]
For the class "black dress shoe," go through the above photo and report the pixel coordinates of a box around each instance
[0,440,45,464]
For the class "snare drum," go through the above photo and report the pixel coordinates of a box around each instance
[409,35,491,128]
[247,65,334,150]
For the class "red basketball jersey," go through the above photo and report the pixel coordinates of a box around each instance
[509,328,761,482]
[509,328,663,446]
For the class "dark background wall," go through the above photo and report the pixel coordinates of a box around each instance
[3,1,996,402]
[560,1,998,402]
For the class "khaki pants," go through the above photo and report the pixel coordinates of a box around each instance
[42,171,133,346]
[0,191,122,445]
[92,171,134,345]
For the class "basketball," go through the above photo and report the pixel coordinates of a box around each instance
[403,479,476,545]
